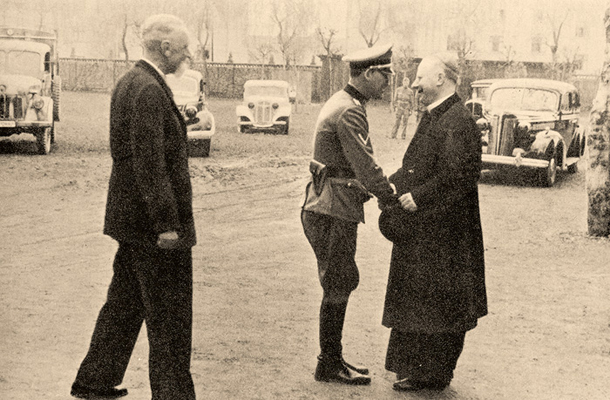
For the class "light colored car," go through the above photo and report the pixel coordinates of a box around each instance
[0,27,61,155]
[236,80,293,134]
[166,69,215,157]
[476,78,585,187]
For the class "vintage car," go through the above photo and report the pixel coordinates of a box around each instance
[236,80,293,134]
[476,78,585,187]
[465,78,499,120]
[0,27,61,155]
[166,69,215,157]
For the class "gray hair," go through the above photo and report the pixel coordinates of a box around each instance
[141,14,187,53]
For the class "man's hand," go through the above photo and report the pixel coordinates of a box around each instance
[399,192,418,212]
[157,231,180,249]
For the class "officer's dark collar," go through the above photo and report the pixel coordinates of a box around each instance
[344,84,369,105]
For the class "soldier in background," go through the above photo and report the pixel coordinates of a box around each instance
[301,43,398,386]
[390,76,414,139]
[414,90,427,125]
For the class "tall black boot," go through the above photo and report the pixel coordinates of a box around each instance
[314,299,370,385]
[318,299,347,360]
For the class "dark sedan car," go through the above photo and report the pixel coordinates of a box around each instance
[476,78,585,187]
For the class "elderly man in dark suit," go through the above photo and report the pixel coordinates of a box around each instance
[70,14,196,400]
[379,53,487,392]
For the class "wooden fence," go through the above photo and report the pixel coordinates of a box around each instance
[59,58,322,103]
[59,58,600,107]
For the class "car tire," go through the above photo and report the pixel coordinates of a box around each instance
[538,152,557,187]
[188,138,211,157]
[36,127,52,155]
[283,119,290,135]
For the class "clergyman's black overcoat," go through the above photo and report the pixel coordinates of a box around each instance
[382,93,487,334]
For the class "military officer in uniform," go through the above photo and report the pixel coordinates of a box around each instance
[301,43,398,385]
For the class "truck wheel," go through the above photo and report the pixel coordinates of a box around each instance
[283,119,290,135]
[52,77,61,122]
[36,127,52,155]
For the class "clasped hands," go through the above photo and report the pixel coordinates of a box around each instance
[379,184,418,212]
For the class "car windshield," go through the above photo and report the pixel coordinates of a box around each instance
[0,50,42,77]
[168,76,198,95]
[490,88,558,112]
[472,86,491,100]
[245,85,287,98]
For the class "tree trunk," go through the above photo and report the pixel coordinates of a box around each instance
[586,8,610,236]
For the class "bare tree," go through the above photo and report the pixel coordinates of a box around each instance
[316,27,340,57]
[270,0,313,68]
[544,9,571,66]
[586,6,610,236]
[316,26,342,99]
[117,4,144,61]
[249,42,276,78]
[356,0,384,47]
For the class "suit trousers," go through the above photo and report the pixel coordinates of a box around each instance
[73,242,195,400]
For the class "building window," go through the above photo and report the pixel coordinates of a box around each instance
[531,37,543,54]
[447,32,464,51]
[491,36,503,52]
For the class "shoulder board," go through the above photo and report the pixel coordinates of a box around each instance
[352,98,362,107]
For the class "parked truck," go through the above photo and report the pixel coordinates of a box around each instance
[0,27,61,154]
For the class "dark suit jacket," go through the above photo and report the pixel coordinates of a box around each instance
[382,93,487,333]
[103,60,196,248]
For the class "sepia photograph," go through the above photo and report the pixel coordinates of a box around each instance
[1,0,610,399]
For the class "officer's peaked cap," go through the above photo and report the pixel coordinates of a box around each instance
[343,43,393,70]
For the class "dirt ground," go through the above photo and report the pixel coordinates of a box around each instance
[1,93,610,400]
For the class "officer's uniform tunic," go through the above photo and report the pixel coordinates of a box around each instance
[302,84,395,296]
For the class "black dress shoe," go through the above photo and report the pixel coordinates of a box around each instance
[71,383,128,399]
[393,377,449,392]
[314,357,371,385]
[341,358,369,375]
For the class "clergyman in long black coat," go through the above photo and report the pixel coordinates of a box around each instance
[381,54,487,391]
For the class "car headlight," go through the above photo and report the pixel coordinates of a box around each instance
[31,95,45,110]
[476,118,489,133]
[272,103,279,109]
[518,121,531,131]
[248,102,255,109]
[185,106,197,119]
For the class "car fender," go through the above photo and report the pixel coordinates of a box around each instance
[236,104,253,119]
[530,129,563,158]
[187,110,215,137]
[25,96,53,123]
[275,104,292,119]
